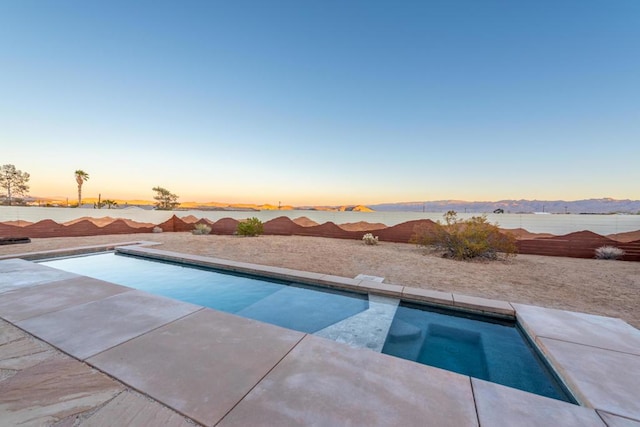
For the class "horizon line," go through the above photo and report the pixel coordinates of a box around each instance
[14,195,640,207]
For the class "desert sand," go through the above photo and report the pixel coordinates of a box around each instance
[1,233,638,328]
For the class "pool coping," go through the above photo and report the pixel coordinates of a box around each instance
[115,245,517,318]
[1,242,639,426]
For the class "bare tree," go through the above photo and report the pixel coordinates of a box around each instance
[0,164,30,206]
[152,186,180,210]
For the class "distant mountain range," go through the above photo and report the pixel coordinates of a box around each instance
[22,196,639,214]
[26,197,374,213]
[370,198,640,214]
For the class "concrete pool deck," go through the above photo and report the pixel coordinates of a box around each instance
[0,244,639,426]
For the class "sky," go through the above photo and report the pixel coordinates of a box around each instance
[1,1,639,206]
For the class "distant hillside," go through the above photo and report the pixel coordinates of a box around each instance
[180,202,374,212]
[26,197,374,213]
[371,198,640,214]
[299,205,374,212]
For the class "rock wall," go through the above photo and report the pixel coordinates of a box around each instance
[1,215,638,261]
[515,231,640,261]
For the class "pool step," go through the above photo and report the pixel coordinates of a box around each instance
[387,320,423,343]
[383,321,427,362]
[236,285,368,334]
[314,294,400,352]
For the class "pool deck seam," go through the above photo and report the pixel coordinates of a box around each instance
[596,410,640,425]
[535,334,640,357]
[81,306,208,362]
[82,349,206,426]
[213,333,309,427]
[469,376,482,427]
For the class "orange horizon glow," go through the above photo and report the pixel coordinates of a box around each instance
[12,162,640,208]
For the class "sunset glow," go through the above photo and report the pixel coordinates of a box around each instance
[2,1,638,206]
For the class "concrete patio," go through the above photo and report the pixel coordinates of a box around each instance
[1,244,639,426]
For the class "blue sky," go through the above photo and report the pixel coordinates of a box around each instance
[1,1,638,205]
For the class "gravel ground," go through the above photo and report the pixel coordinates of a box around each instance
[2,232,639,328]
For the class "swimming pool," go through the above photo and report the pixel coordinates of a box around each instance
[41,252,573,402]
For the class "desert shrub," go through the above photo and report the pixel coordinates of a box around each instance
[411,211,517,261]
[236,217,264,237]
[362,233,379,245]
[152,226,163,233]
[595,246,625,260]
[192,223,212,235]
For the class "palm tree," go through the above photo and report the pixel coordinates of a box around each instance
[75,170,89,207]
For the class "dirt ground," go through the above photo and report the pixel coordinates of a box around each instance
[2,233,639,328]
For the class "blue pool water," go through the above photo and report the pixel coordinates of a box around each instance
[382,302,571,401]
[41,252,573,402]
[41,253,368,334]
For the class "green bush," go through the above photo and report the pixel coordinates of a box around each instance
[192,223,212,235]
[411,211,517,260]
[236,217,264,237]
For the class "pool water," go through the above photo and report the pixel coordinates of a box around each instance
[41,253,368,334]
[41,252,573,402]
[382,302,571,401]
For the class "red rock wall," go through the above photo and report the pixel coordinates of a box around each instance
[0,219,153,238]
[262,216,307,235]
[375,219,438,243]
[1,215,638,261]
[516,231,640,261]
[211,218,240,234]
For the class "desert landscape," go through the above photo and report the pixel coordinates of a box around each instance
[1,231,638,329]
[2,215,640,260]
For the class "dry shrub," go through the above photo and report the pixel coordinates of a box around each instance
[362,233,379,245]
[192,223,212,235]
[595,246,625,260]
[411,211,517,261]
